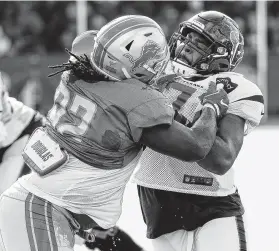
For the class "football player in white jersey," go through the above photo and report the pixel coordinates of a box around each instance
[0,15,229,251]
[0,72,45,195]
[133,11,264,251]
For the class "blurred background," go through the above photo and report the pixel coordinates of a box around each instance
[0,1,278,251]
[0,0,277,121]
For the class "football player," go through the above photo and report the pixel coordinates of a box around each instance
[0,72,45,195]
[71,30,147,251]
[0,15,228,251]
[133,11,264,251]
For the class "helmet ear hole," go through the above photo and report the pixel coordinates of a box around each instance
[220,63,229,69]
[125,40,134,51]
[144,32,153,37]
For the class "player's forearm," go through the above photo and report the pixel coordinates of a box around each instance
[140,107,217,162]
[197,115,244,175]
[189,107,218,158]
[197,135,233,175]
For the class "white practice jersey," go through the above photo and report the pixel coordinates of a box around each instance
[0,97,35,148]
[133,72,264,196]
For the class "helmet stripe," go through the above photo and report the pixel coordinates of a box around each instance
[99,16,160,46]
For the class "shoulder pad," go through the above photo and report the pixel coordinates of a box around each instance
[119,79,174,114]
[215,72,244,78]
[214,73,263,102]
[213,73,264,135]
[120,79,174,141]
[212,72,243,94]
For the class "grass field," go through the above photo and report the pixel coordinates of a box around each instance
[76,124,279,251]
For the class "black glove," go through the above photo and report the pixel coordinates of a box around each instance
[76,229,96,243]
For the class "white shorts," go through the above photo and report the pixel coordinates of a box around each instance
[151,215,247,251]
[0,183,75,251]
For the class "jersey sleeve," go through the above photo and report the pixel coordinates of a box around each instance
[217,73,265,135]
[127,98,174,142]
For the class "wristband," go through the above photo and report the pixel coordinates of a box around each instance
[203,103,218,117]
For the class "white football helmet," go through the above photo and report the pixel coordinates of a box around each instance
[91,15,170,85]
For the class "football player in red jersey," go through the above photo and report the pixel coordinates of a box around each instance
[134,11,264,251]
[71,30,147,251]
[0,15,228,251]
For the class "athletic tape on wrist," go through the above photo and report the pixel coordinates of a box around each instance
[203,103,219,117]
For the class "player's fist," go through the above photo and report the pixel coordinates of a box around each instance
[202,81,229,119]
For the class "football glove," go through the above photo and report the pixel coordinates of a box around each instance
[202,82,229,119]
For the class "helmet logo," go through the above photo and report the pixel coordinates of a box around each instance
[124,40,163,74]
[200,63,208,70]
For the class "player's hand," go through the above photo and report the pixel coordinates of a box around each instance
[202,81,229,119]
[155,73,177,92]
